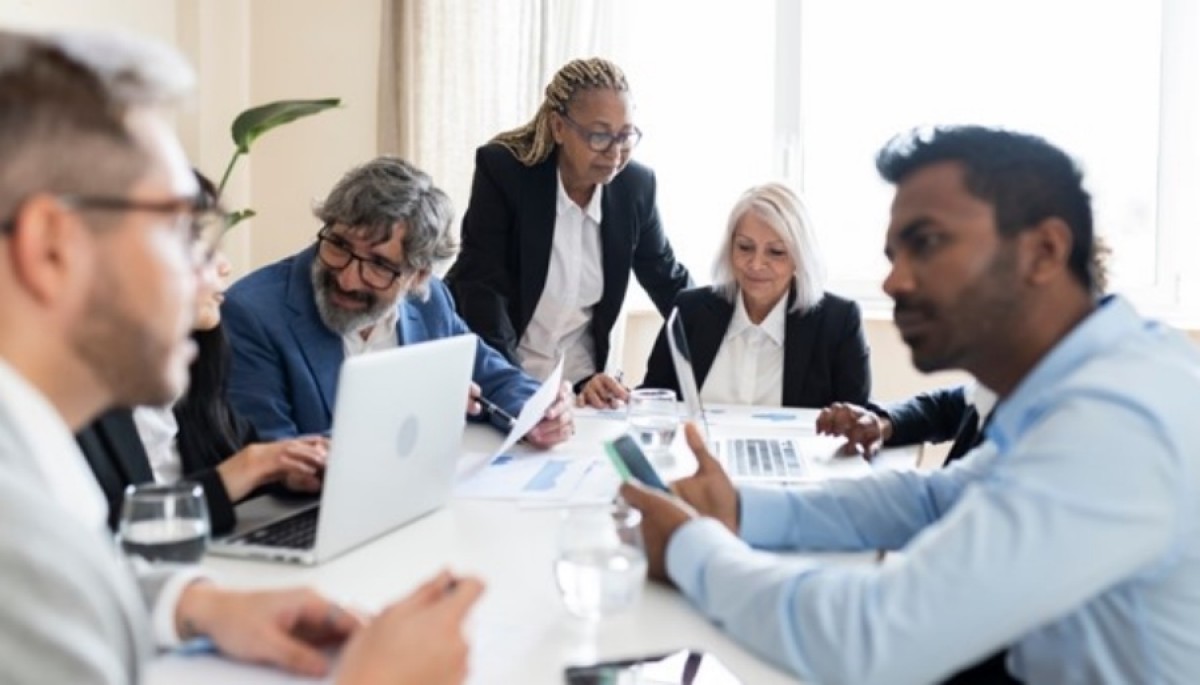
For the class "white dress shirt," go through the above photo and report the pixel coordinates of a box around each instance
[700,291,787,406]
[0,358,199,648]
[132,405,182,484]
[343,305,399,357]
[517,171,604,383]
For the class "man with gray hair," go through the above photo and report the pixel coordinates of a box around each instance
[223,156,574,448]
[0,27,482,684]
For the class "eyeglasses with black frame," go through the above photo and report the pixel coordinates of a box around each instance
[315,224,406,290]
[1,194,228,265]
[557,110,643,153]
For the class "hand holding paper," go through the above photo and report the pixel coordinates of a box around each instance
[494,358,573,454]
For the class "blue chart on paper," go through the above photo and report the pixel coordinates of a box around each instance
[524,460,569,492]
[751,412,798,422]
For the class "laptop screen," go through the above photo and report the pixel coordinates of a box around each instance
[665,308,710,437]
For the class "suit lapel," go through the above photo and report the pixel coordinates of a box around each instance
[287,246,344,416]
[97,410,154,485]
[518,155,559,331]
[690,292,732,389]
[782,296,821,407]
[597,185,632,327]
[394,296,425,345]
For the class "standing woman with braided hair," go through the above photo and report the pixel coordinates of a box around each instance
[445,57,692,408]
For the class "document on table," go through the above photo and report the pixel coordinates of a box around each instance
[492,357,564,457]
[454,452,611,503]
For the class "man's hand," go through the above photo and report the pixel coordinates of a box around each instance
[465,382,483,416]
[175,583,362,679]
[815,402,892,458]
[669,423,740,534]
[524,382,574,449]
[618,482,698,582]
[575,372,630,409]
[337,571,485,685]
[217,436,329,501]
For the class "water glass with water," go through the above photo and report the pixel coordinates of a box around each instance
[627,388,679,457]
[118,481,210,567]
[554,502,648,620]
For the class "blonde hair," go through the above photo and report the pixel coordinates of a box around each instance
[712,183,827,313]
[492,57,629,167]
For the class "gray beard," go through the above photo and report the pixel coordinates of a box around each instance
[311,261,395,336]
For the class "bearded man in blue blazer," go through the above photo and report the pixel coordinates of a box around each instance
[222,157,573,448]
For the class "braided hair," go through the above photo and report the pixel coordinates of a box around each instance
[492,57,630,167]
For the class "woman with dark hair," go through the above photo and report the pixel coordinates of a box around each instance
[76,173,327,534]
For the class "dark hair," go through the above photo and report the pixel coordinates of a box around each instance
[172,326,247,465]
[875,125,1095,291]
[173,170,246,461]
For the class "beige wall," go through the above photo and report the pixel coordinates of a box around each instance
[0,0,383,276]
[3,0,1197,409]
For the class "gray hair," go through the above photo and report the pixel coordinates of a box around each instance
[0,28,194,222]
[313,156,457,299]
[712,182,827,313]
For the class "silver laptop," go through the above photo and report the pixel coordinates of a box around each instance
[209,334,476,565]
[665,307,818,484]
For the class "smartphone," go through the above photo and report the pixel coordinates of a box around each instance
[564,648,742,684]
[604,434,670,492]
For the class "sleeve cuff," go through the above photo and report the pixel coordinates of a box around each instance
[666,518,748,601]
[738,486,797,548]
[153,568,209,648]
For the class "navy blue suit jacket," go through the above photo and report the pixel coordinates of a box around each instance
[221,244,539,441]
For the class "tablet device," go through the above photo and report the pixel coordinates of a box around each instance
[565,648,742,684]
[604,434,670,492]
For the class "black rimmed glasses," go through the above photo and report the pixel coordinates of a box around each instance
[315,225,406,290]
[558,111,643,153]
[1,194,228,265]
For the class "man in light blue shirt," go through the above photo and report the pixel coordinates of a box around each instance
[622,126,1200,684]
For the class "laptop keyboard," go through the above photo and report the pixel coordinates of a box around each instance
[728,439,805,479]
[230,507,320,550]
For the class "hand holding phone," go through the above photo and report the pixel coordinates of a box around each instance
[604,434,670,492]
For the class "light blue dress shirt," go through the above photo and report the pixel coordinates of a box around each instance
[666,296,1200,684]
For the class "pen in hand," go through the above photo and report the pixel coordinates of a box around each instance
[477,396,517,430]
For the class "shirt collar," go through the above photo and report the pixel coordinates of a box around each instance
[556,169,603,224]
[726,291,788,347]
[987,295,1138,450]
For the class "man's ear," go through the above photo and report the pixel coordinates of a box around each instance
[6,195,89,306]
[1020,217,1074,286]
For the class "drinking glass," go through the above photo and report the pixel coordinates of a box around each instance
[626,388,679,459]
[553,502,647,620]
[117,481,210,567]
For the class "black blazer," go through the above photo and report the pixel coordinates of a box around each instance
[642,287,871,408]
[445,143,692,385]
[76,407,256,535]
[876,386,983,465]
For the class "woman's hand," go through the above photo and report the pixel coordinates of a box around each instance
[575,372,630,409]
[216,436,329,502]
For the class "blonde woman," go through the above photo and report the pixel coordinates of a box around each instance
[642,183,870,408]
[445,57,692,408]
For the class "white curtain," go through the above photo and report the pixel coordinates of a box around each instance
[378,0,624,235]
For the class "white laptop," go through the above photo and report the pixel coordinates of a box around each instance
[209,334,476,565]
[666,307,824,484]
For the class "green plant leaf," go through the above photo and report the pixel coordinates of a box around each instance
[225,208,257,230]
[231,98,341,154]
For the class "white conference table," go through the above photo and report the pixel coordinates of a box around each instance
[149,406,918,684]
